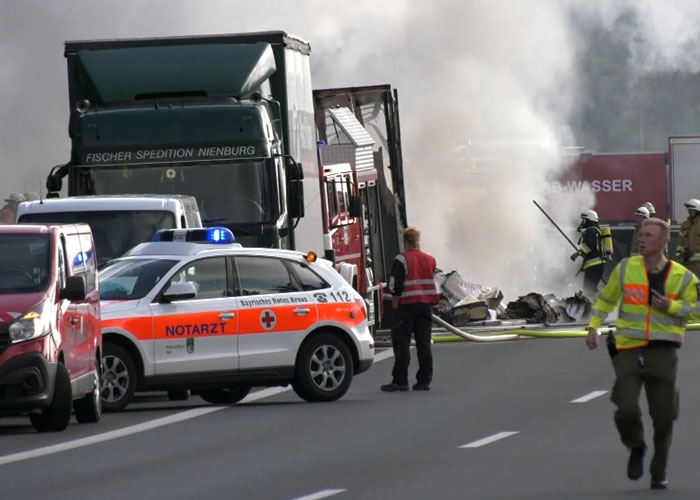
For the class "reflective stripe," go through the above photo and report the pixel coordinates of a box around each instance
[678,270,693,298]
[583,258,604,269]
[401,289,439,298]
[404,279,436,286]
[598,292,617,305]
[619,259,629,296]
[580,244,591,254]
[592,309,608,320]
[395,254,407,273]
[619,311,647,323]
[650,313,685,327]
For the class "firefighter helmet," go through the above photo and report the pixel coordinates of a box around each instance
[684,198,700,211]
[580,210,599,222]
[634,206,650,218]
[642,201,656,215]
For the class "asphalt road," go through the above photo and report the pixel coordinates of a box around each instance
[2,337,700,499]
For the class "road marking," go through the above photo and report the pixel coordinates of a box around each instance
[290,489,346,500]
[570,390,608,403]
[374,349,395,362]
[0,352,393,466]
[459,431,519,448]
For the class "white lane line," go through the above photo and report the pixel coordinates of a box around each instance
[290,489,346,500]
[570,390,608,403]
[459,431,519,448]
[0,406,225,466]
[374,349,395,362]
[0,351,393,466]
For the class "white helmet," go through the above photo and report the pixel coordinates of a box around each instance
[634,206,650,218]
[684,198,700,211]
[580,209,599,222]
[642,201,656,214]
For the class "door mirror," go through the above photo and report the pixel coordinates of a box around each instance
[161,281,197,303]
[60,275,86,301]
[349,195,362,218]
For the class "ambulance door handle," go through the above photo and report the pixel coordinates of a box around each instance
[218,311,235,320]
[294,307,311,315]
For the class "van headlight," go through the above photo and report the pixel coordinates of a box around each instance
[9,303,50,343]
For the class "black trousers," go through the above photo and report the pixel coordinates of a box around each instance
[391,303,433,385]
[583,264,604,299]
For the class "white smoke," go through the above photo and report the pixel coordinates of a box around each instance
[1,0,700,300]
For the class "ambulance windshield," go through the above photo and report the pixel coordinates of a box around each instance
[100,258,178,300]
[0,234,50,294]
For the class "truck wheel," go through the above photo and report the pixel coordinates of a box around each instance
[101,343,136,412]
[292,333,353,402]
[74,360,102,423]
[30,363,72,432]
[199,385,251,405]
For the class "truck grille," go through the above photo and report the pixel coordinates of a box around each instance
[0,325,9,354]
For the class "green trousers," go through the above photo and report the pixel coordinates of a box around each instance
[610,345,679,478]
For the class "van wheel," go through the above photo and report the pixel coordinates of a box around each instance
[101,343,136,412]
[292,334,353,402]
[199,385,251,405]
[30,363,72,432]
[74,362,102,423]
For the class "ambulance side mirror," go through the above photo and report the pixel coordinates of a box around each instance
[161,281,197,303]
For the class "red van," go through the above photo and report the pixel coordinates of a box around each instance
[0,224,101,431]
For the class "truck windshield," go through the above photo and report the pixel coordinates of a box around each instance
[74,160,274,225]
[0,234,50,294]
[19,211,175,267]
[99,258,178,300]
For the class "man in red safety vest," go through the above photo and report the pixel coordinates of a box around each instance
[381,227,439,392]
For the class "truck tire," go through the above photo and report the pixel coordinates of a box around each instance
[101,343,137,412]
[292,333,353,402]
[30,363,72,432]
[74,359,102,423]
[199,385,251,405]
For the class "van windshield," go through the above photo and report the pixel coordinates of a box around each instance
[19,211,175,267]
[99,258,178,300]
[0,234,51,294]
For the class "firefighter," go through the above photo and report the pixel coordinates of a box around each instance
[674,198,700,276]
[642,201,656,218]
[570,210,605,298]
[381,227,439,392]
[0,193,25,224]
[586,218,698,490]
[629,206,650,256]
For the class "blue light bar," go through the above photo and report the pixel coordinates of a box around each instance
[151,227,236,243]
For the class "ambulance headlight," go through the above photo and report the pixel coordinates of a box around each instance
[9,302,50,343]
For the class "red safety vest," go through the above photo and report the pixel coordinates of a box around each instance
[398,249,439,305]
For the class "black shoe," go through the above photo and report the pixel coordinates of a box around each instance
[650,476,669,490]
[412,383,430,391]
[627,444,646,480]
[380,383,409,392]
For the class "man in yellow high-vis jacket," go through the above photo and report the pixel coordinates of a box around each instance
[586,218,698,490]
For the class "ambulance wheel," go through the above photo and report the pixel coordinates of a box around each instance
[199,385,251,405]
[74,362,102,424]
[101,343,136,412]
[293,333,353,402]
[30,363,72,432]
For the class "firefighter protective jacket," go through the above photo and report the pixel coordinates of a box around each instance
[675,216,700,263]
[577,225,604,269]
[588,256,698,349]
[390,249,439,306]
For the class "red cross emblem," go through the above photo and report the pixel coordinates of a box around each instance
[260,309,277,330]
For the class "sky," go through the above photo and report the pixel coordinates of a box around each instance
[2,0,700,299]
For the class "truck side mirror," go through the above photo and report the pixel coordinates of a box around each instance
[288,181,305,219]
[46,163,69,195]
[60,275,86,301]
[349,195,362,218]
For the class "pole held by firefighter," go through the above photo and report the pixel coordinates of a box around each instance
[532,200,578,251]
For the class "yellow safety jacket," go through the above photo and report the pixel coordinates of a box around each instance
[577,226,604,269]
[588,256,698,349]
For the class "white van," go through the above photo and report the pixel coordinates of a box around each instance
[16,195,202,266]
